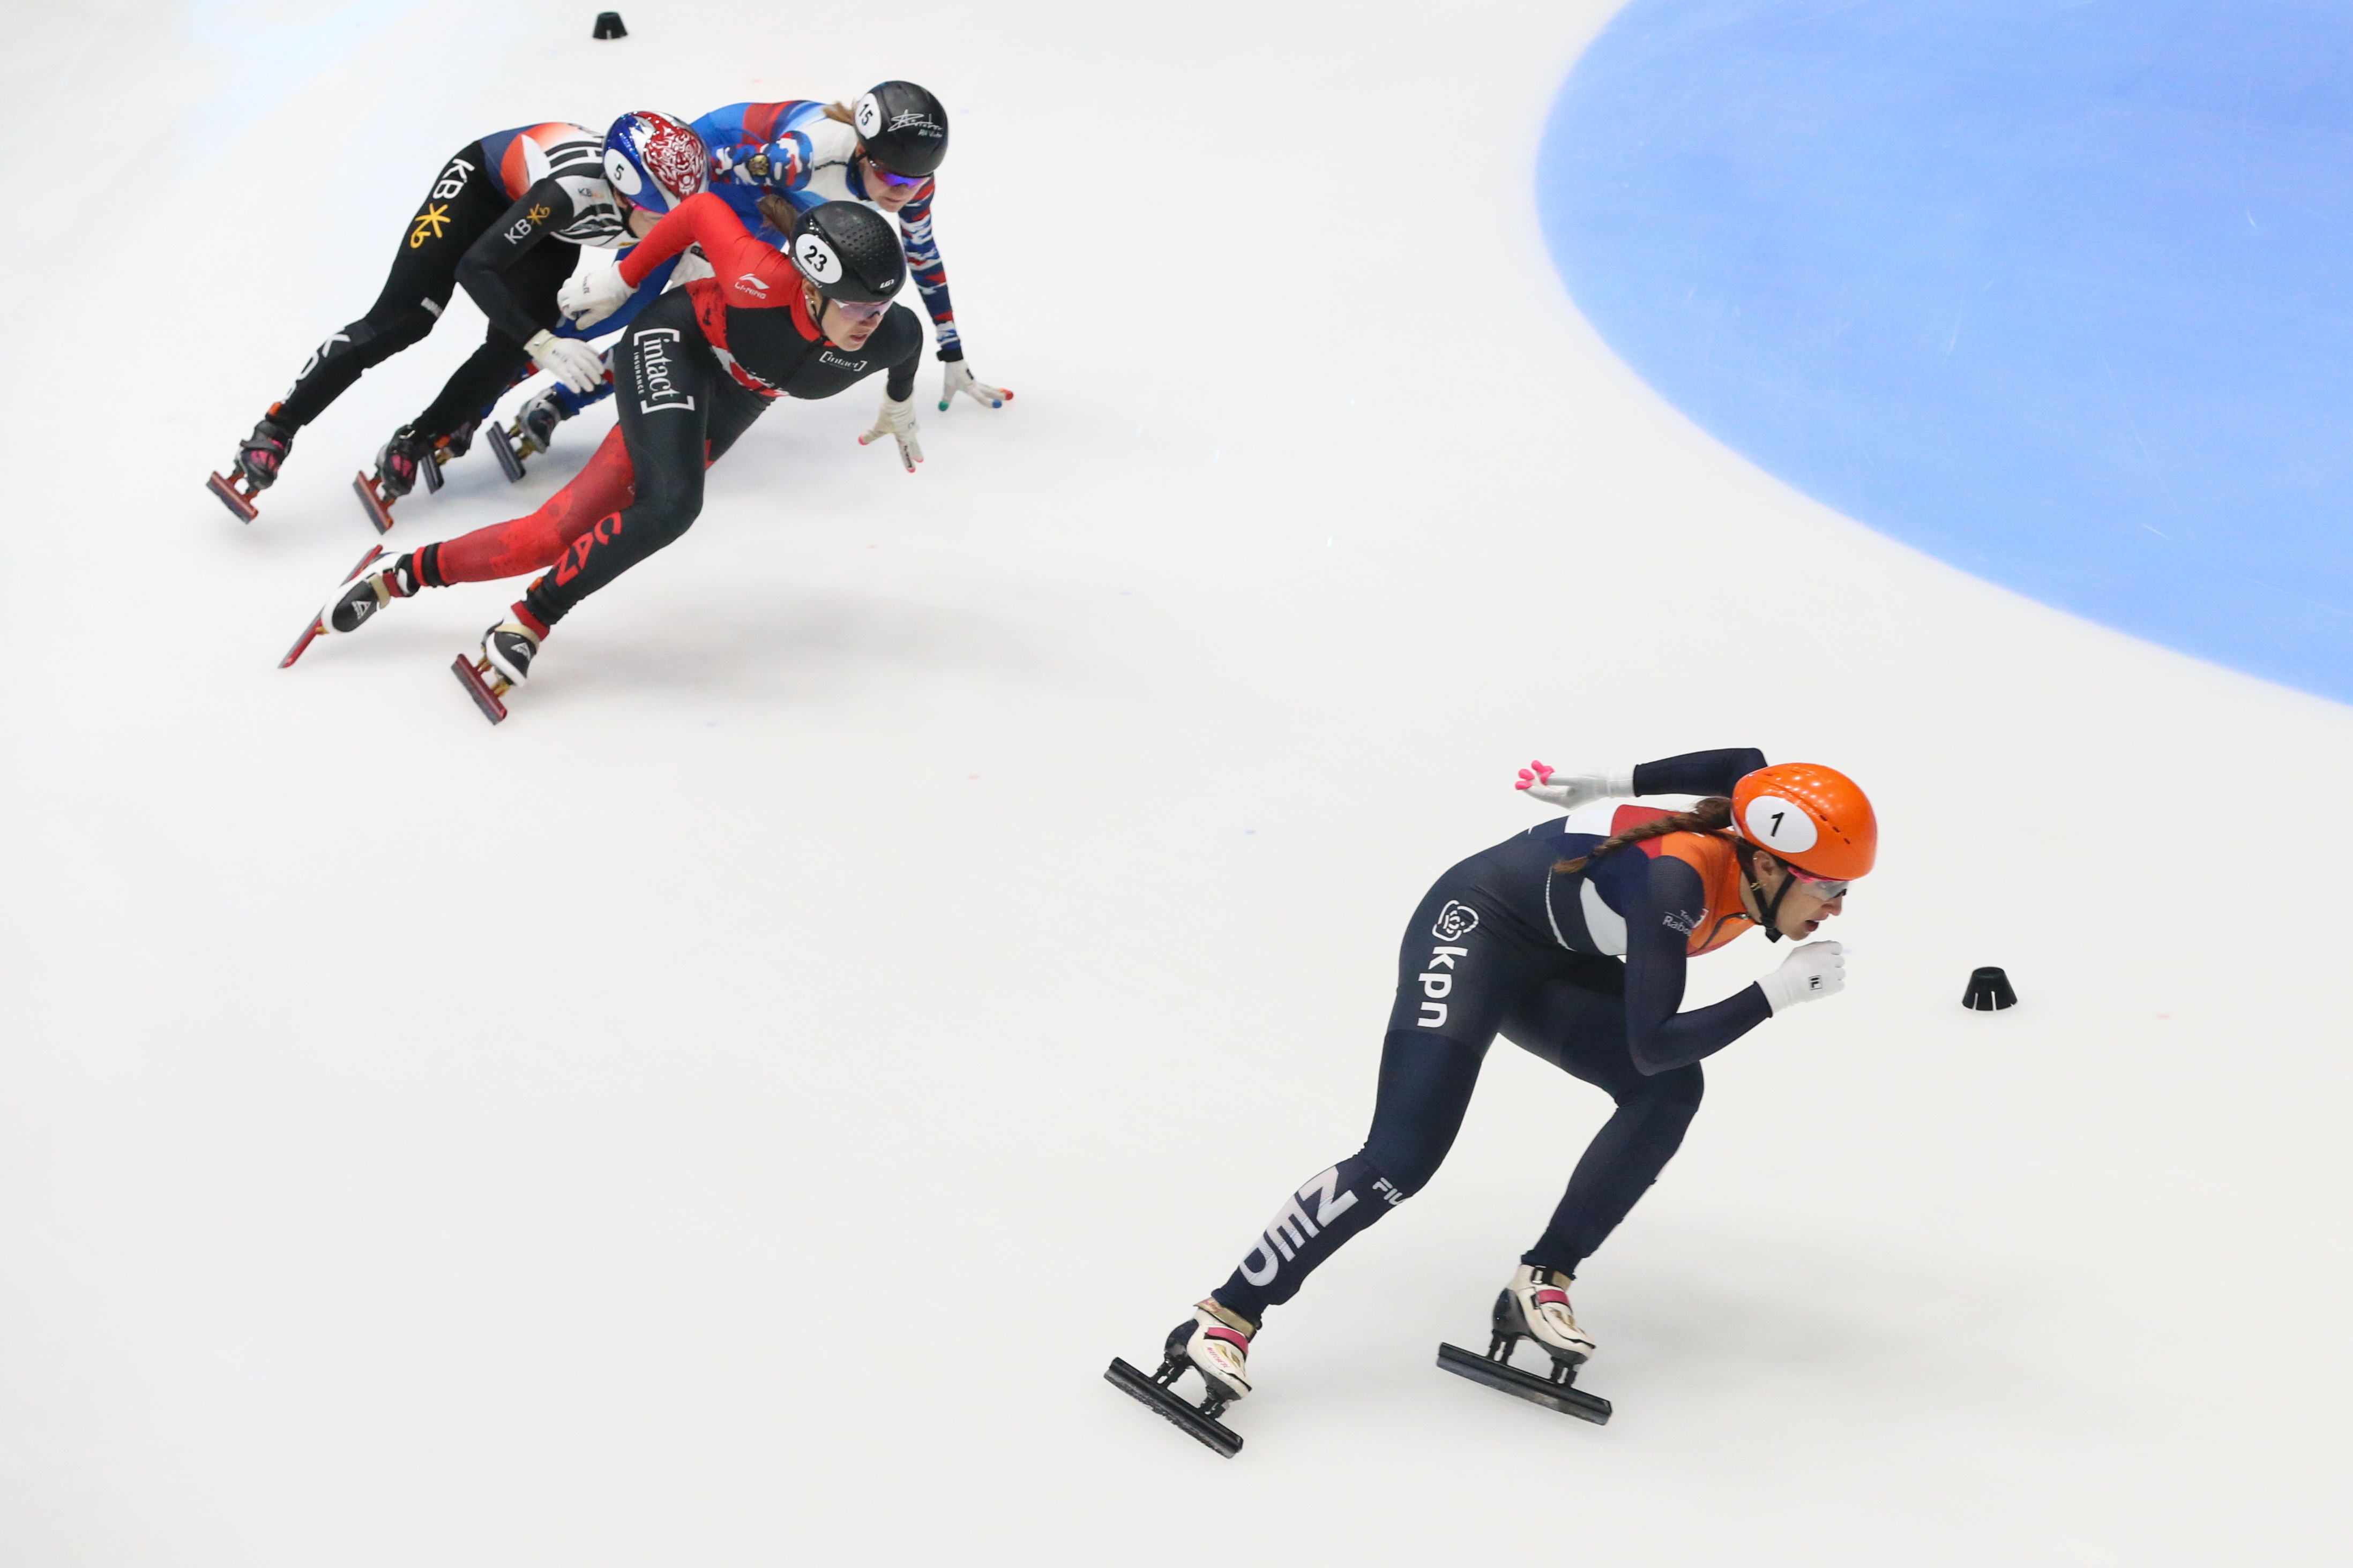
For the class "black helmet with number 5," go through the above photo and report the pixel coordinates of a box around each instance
[853,80,948,178]
[788,201,907,304]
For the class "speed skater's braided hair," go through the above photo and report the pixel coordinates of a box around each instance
[1553,797,1735,875]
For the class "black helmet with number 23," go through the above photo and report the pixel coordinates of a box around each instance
[788,201,907,304]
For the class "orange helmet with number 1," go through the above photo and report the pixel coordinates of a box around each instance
[1730,764,1877,882]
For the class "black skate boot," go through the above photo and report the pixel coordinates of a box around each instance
[451,616,542,725]
[280,544,420,667]
[206,411,295,522]
[440,415,480,463]
[326,550,419,635]
[1435,1269,1612,1426]
[488,385,572,482]
[352,425,436,533]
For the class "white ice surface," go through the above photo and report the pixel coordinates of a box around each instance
[3,2,2350,1563]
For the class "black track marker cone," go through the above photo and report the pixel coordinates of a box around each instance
[1963,967,2017,1011]
[593,11,627,37]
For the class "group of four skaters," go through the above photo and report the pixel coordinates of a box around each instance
[219,83,1009,707]
[214,73,1885,1456]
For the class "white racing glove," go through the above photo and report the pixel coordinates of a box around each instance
[859,394,925,472]
[557,266,633,329]
[1756,941,1846,1014]
[1514,760,1637,812]
[938,359,1012,412]
[523,331,607,395]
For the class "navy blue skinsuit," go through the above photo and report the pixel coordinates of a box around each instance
[1212,749,1773,1326]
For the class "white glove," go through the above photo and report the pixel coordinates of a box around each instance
[858,394,924,472]
[558,266,632,328]
[938,360,1012,411]
[1756,941,1846,1014]
[524,331,607,395]
[1514,760,1637,811]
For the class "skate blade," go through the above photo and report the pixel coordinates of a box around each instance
[451,655,510,724]
[206,471,259,523]
[487,421,529,483]
[421,449,446,494]
[1104,1358,1243,1458]
[1436,1342,1612,1426]
[281,545,385,668]
[351,471,399,534]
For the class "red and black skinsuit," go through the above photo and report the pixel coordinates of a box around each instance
[404,193,921,633]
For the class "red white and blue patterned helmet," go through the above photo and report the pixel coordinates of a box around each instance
[601,111,709,216]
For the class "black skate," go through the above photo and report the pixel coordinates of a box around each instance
[488,386,570,483]
[1105,1318,1247,1458]
[352,426,442,533]
[1435,1288,1613,1426]
[451,620,538,725]
[280,544,390,667]
[207,415,294,522]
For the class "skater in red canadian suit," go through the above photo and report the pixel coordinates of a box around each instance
[282,196,924,722]
[1108,752,1877,1454]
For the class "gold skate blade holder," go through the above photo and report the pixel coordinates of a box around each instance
[451,655,511,724]
[206,470,261,522]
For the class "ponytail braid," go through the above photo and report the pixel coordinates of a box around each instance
[1553,797,1735,875]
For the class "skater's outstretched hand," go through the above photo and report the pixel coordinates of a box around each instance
[559,267,632,329]
[525,331,608,395]
[939,360,1012,412]
[1757,940,1844,1014]
[860,394,925,474]
[1514,761,1635,812]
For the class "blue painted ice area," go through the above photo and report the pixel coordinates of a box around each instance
[1540,0,2353,701]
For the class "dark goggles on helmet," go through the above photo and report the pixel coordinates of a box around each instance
[866,162,929,191]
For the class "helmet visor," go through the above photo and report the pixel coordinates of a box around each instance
[1782,864,1850,903]
[866,162,929,191]
[826,296,891,322]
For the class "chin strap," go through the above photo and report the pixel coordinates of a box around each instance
[1737,843,1792,943]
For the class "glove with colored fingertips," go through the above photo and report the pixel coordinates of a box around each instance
[524,331,608,395]
[939,360,1012,412]
[1755,941,1846,1014]
[859,394,925,472]
[1514,760,1638,812]
[558,267,632,329]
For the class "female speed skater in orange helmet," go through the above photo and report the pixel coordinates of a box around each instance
[1108,749,1877,1454]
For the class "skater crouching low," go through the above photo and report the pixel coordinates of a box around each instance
[282,196,924,721]
[209,112,711,525]
[1109,751,1877,1453]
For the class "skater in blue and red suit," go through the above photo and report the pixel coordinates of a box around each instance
[1116,753,1878,1444]
[207,113,712,523]
[510,79,1011,461]
[290,196,926,716]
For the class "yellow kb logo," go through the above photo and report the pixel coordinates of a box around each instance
[408,202,452,249]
